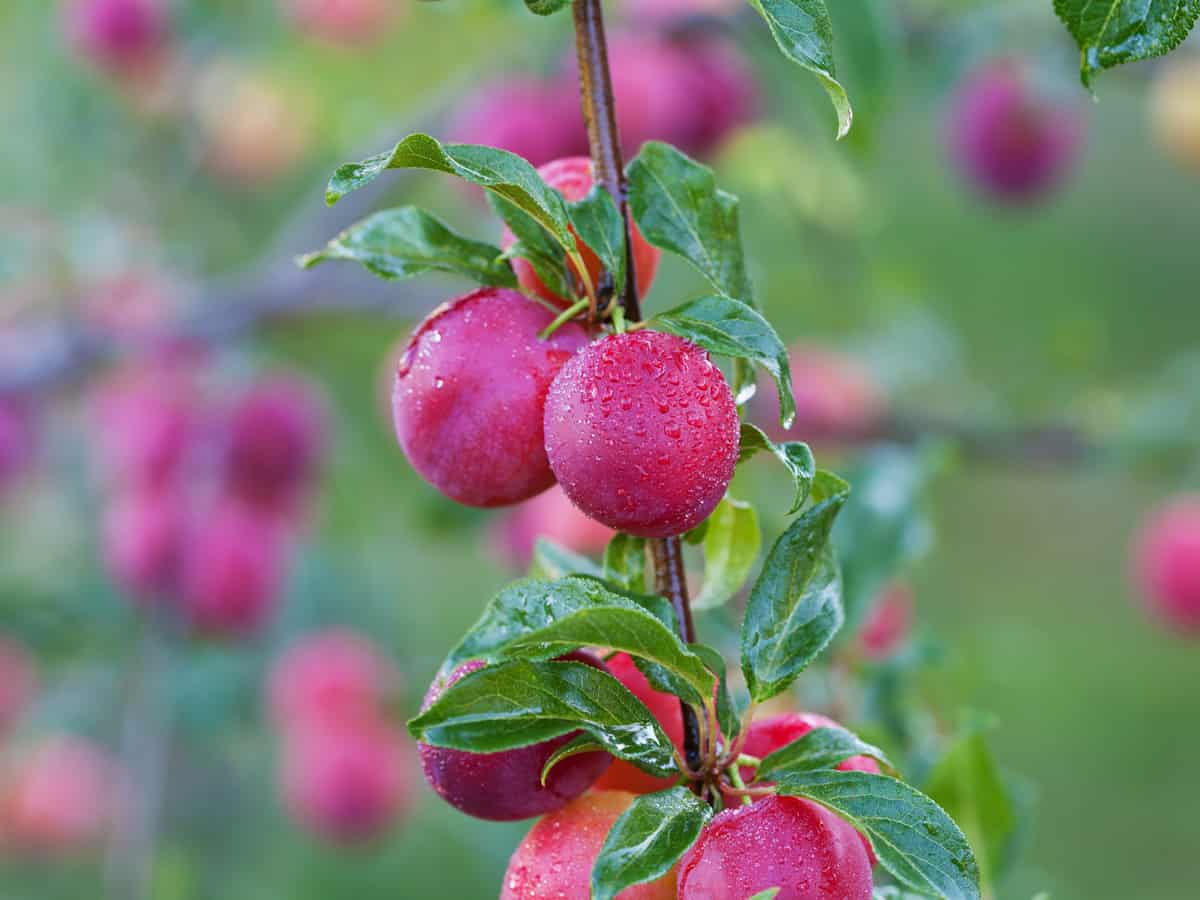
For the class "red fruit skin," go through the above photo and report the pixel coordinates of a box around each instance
[180,502,286,637]
[0,738,117,854]
[677,794,873,899]
[64,0,168,76]
[501,790,677,900]
[224,376,326,516]
[860,583,914,661]
[418,653,612,821]
[102,487,186,603]
[93,365,195,491]
[268,629,396,734]
[947,58,1085,204]
[282,725,413,844]
[0,637,36,740]
[392,288,588,508]
[592,653,684,795]
[451,79,588,170]
[1134,497,1200,635]
[759,343,884,444]
[490,486,615,570]
[501,157,660,308]
[544,331,739,538]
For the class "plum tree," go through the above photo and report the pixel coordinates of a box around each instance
[417,653,613,821]
[64,0,168,78]
[501,790,677,900]
[592,652,684,795]
[1133,496,1200,635]
[0,636,36,740]
[491,485,615,569]
[392,287,588,507]
[946,58,1085,204]
[759,343,883,444]
[501,157,660,308]
[1150,58,1200,172]
[859,583,914,661]
[677,794,874,898]
[544,331,739,537]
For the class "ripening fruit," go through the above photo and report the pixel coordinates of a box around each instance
[180,502,286,637]
[490,486,614,569]
[223,376,326,516]
[418,653,612,821]
[268,629,397,734]
[92,365,195,490]
[0,737,117,854]
[1133,496,1200,635]
[593,653,684,795]
[280,0,398,45]
[0,396,37,496]
[0,636,36,740]
[621,0,742,24]
[859,583,913,661]
[759,343,883,444]
[544,331,739,538]
[1150,58,1200,172]
[736,712,881,781]
[677,794,874,899]
[393,288,588,508]
[450,78,588,170]
[102,486,185,602]
[281,724,413,844]
[946,58,1085,204]
[501,790,677,900]
[63,0,168,78]
[502,157,660,308]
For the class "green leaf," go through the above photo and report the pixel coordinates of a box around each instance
[491,194,576,303]
[873,889,929,900]
[741,481,849,703]
[738,423,815,515]
[540,733,605,786]
[568,186,627,297]
[528,538,604,581]
[591,788,712,900]
[603,534,648,594]
[834,445,937,633]
[1053,0,1200,87]
[692,497,761,611]
[654,296,795,430]
[776,770,981,900]
[755,725,895,781]
[326,133,574,247]
[627,142,754,305]
[747,891,781,900]
[445,577,714,704]
[297,206,515,288]
[923,718,1018,891]
[746,0,853,138]
[409,659,678,776]
[690,643,742,743]
[524,0,570,13]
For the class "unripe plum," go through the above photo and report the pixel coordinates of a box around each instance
[1150,59,1200,172]
[281,0,398,45]
[223,376,326,515]
[281,724,413,844]
[544,331,739,538]
[102,486,185,602]
[501,790,677,900]
[677,794,873,898]
[593,652,684,795]
[0,737,117,854]
[759,343,883,444]
[490,486,614,570]
[1133,496,1200,635]
[64,0,168,78]
[502,157,660,308]
[392,287,588,508]
[946,58,1085,204]
[180,501,286,637]
[450,78,588,170]
[418,652,612,821]
[859,583,913,660]
[268,629,397,734]
[0,636,36,740]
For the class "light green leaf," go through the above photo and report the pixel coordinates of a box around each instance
[568,186,627,297]
[755,725,896,781]
[491,194,575,302]
[738,423,815,515]
[603,534,648,594]
[747,891,782,900]
[693,498,761,611]
[528,538,604,581]
[1053,0,1200,87]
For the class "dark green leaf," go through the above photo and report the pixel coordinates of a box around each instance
[741,482,849,703]
[568,186,627,296]
[627,142,753,304]
[654,296,795,429]
[445,577,714,704]
[528,538,604,581]
[490,194,576,302]
[1053,0,1200,87]
[592,788,712,900]
[603,534,648,594]
[776,770,981,900]
[325,133,573,248]
[692,497,761,611]
[738,423,815,515]
[524,0,570,13]
[756,725,895,780]
[733,358,758,406]
[298,206,516,288]
[923,718,1018,891]
[746,0,853,138]
[690,643,742,742]
[409,659,677,776]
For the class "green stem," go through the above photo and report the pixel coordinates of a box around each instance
[539,297,590,340]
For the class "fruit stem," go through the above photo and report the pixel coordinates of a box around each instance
[725,762,754,807]
[571,0,641,324]
[539,297,590,340]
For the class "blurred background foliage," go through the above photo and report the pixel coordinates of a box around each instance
[1,0,1199,898]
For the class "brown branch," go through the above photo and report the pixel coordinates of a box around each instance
[650,535,704,775]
